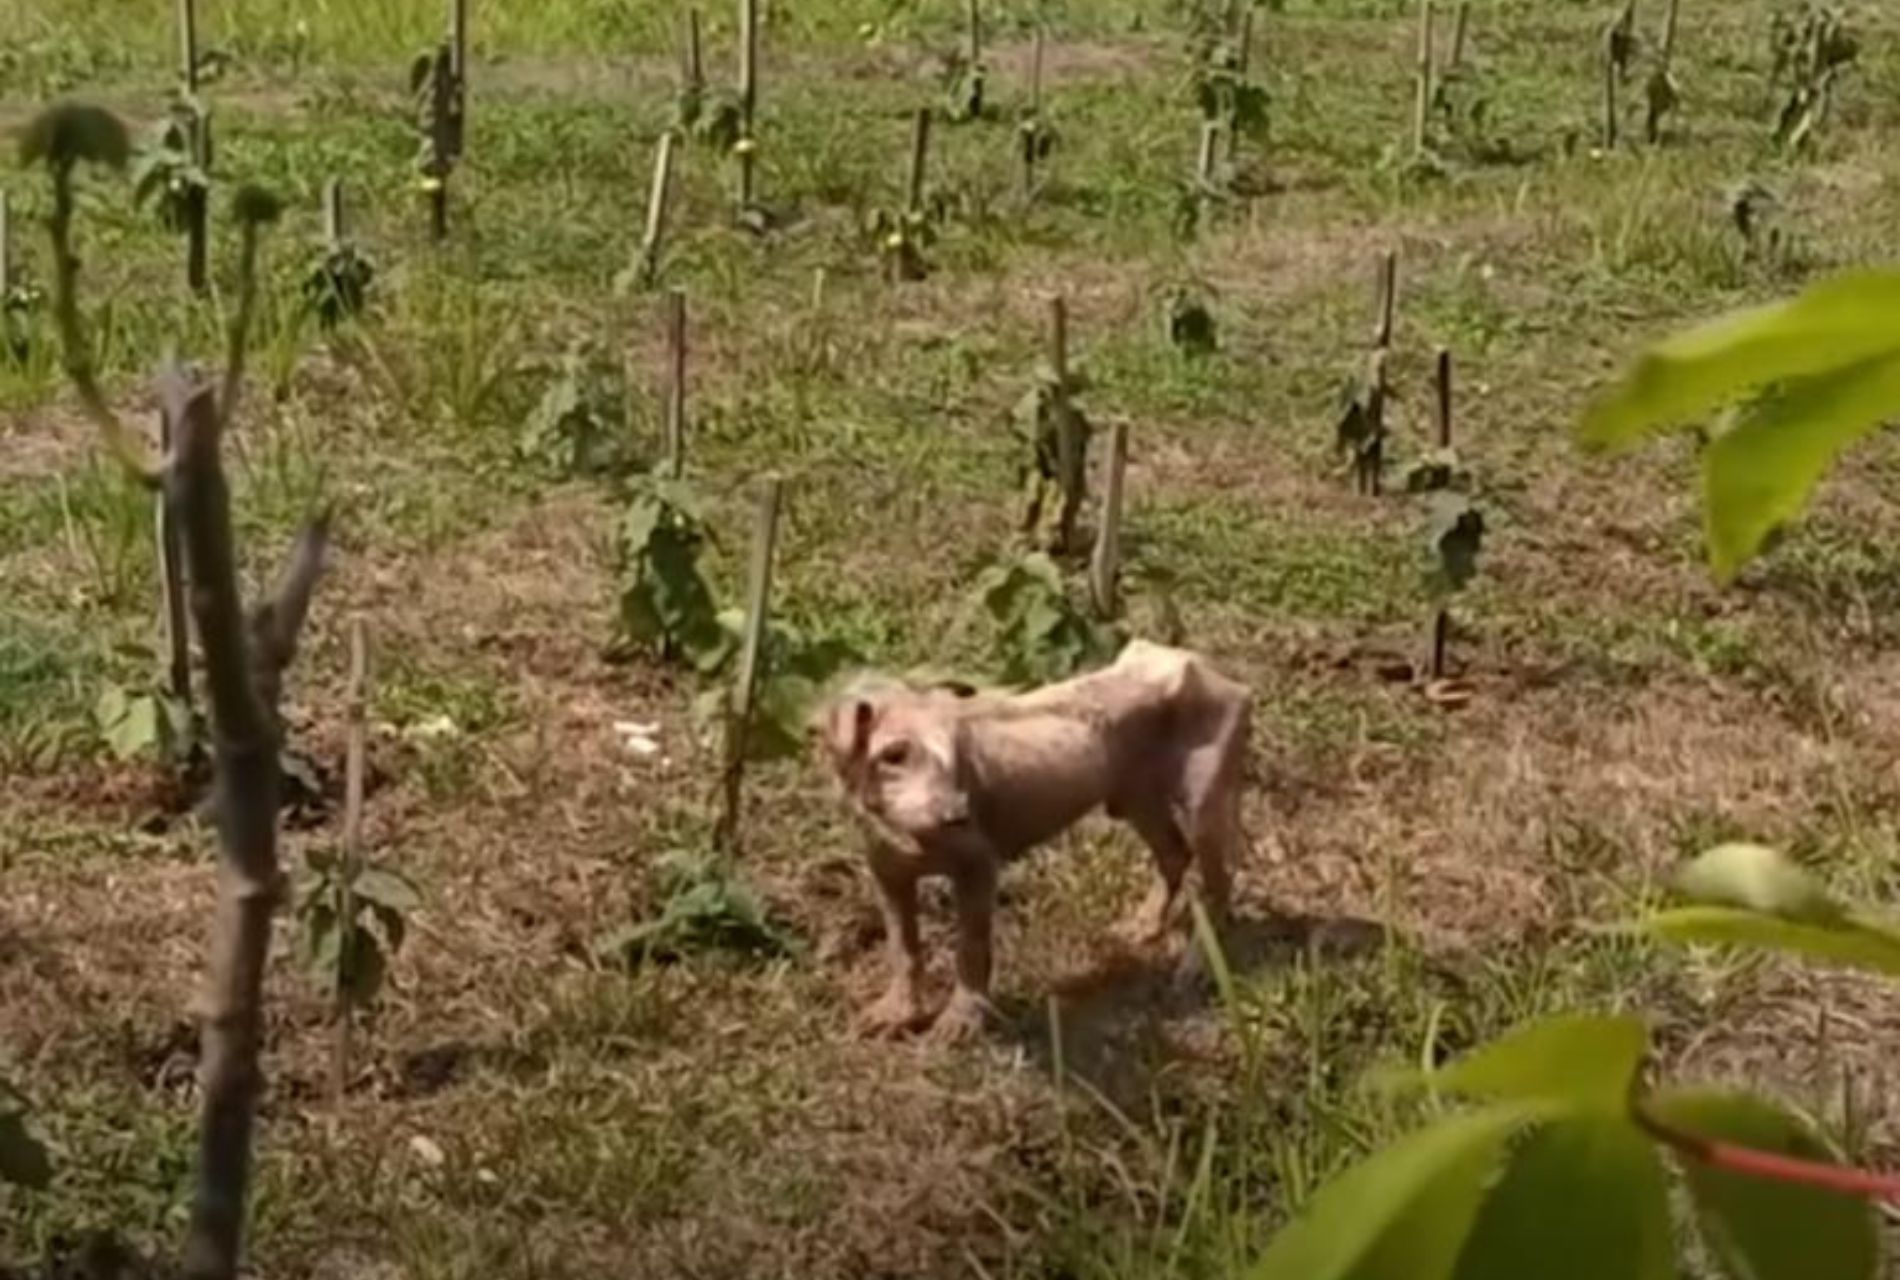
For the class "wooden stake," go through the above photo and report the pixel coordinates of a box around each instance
[715,477,782,859]
[1660,0,1679,60]
[1196,118,1221,189]
[0,189,11,303]
[1374,248,1398,348]
[1412,0,1435,157]
[1089,420,1129,618]
[636,130,678,287]
[1049,295,1087,553]
[449,0,467,84]
[1361,250,1398,495]
[186,113,210,295]
[179,0,199,95]
[1433,346,1453,449]
[334,616,369,1101]
[1030,24,1045,115]
[966,0,983,73]
[322,179,343,249]
[906,108,932,216]
[683,8,705,92]
[1227,7,1255,165]
[426,41,454,241]
[1022,25,1046,200]
[157,409,192,717]
[1449,1,1470,68]
[664,288,687,478]
[738,0,760,212]
[1602,24,1620,149]
[1430,349,1453,678]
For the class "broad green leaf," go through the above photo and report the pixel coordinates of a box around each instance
[1674,844,1845,923]
[1453,1115,1672,1280]
[0,1108,51,1190]
[351,867,421,914]
[1702,353,1900,580]
[1432,1013,1646,1111]
[1247,1102,1549,1280]
[1652,1089,1881,1280]
[1642,907,1900,977]
[1579,270,1900,450]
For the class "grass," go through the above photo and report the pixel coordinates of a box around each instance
[3,0,1900,1274]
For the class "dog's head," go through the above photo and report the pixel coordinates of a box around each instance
[814,675,973,844]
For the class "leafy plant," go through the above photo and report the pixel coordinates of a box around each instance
[1770,3,1857,152]
[1579,268,1900,581]
[942,48,988,123]
[1186,27,1267,150]
[2,271,42,363]
[129,102,206,234]
[692,613,861,763]
[969,552,1122,686]
[301,237,374,331]
[1248,845,1900,1280]
[295,851,420,1007]
[0,1081,50,1191]
[612,476,728,670]
[1166,289,1218,357]
[93,679,197,765]
[1013,359,1093,544]
[408,42,464,196]
[593,847,800,966]
[869,204,935,282]
[1424,490,1485,596]
[517,343,638,480]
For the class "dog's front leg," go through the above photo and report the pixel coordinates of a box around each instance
[930,859,998,1045]
[857,857,929,1038]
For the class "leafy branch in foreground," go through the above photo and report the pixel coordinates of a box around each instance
[25,103,330,1280]
[1579,268,1900,581]
[1248,843,1900,1280]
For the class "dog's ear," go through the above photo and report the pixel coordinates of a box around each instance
[813,692,877,769]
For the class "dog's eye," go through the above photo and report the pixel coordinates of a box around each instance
[876,742,912,769]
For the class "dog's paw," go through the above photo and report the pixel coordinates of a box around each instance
[924,991,995,1046]
[854,989,930,1040]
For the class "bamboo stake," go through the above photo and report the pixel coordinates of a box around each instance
[322,179,343,249]
[333,617,369,1101]
[906,108,932,217]
[683,8,704,90]
[714,477,782,858]
[1361,250,1398,496]
[966,0,984,117]
[186,114,210,296]
[1449,0,1470,69]
[738,0,760,212]
[0,189,11,303]
[1429,348,1453,678]
[1412,0,1435,158]
[1197,118,1221,189]
[1089,420,1129,618]
[664,288,687,478]
[449,0,468,155]
[636,130,677,287]
[179,0,200,96]
[1227,6,1254,165]
[1022,25,1046,199]
[1603,24,1620,149]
